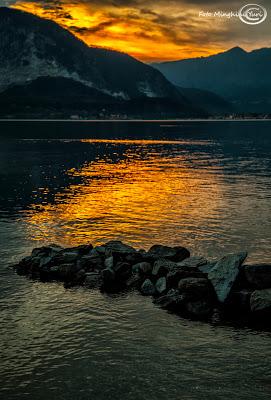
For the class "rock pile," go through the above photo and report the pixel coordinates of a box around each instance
[13,241,271,324]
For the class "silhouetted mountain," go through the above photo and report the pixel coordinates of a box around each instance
[0,76,116,117]
[1,76,114,102]
[153,47,271,113]
[0,6,199,117]
[0,76,205,119]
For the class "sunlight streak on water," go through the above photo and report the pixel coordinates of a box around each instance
[11,138,271,262]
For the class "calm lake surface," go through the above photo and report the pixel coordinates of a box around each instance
[0,121,271,399]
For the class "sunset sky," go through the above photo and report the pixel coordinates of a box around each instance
[5,0,271,62]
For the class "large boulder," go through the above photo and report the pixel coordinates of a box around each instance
[152,259,177,277]
[208,252,247,303]
[113,262,132,281]
[93,245,106,255]
[198,262,217,274]
[104,256,114,269]
[185,300,213,319]
[78,250,104,271]
[84,272,103,289]
[102,268,116,286]
[250,288,271,313]
[227,289,252,312]
[64,244,93,255]
[132,262,152,275]
[125,252,145,265]
[166,267,205,288]
[31,244,63,258]
[141,279,156,296]
[125,273,142,289]
[147,245,190,262]
[177,256,207,269]
[51,251,79,265]
[18,244,65,275]
[243,264,271,289]
[50,263,76,280]
[104,241,136,258]
[15,256,41,276]
[154,289,185,310]
[178,277,214,300]
[178,277,215,318]
[155,277,167,295]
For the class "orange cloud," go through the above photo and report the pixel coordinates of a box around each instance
[12,0,271,62]
[12,1,226,61]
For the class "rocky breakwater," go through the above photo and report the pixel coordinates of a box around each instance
[14,241,271,325]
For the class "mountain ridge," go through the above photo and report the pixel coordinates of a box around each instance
[152,47,271,113]
[0,7,235,118]
[0,6,183,101]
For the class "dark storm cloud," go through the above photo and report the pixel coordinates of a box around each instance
[70,19,117,34]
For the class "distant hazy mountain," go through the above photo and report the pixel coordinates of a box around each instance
[153,47,271,113]
[176,87,233,115]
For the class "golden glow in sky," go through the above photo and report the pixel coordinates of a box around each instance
[11,0,271,62]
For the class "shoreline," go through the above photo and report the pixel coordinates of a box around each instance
[0,118,271,123]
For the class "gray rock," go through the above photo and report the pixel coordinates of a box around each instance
[102,268,116,285]
[176,277,215,318]
[152,259,177,277]
[155,277,167,294]
[47,265,59,274]
[208,252,247,303]
[178,277,214,300]
[14,256,31,275]
[132,262,152,275]
[104,256,114,269]
[177,256,207,269]
[52,251,79,265]
[125,252,144,265]
[75,269,86,281]
[31,244,63,258]
[51,263,75,280]
[228,289,252,311]
[167,288,179,296]
[25,245,65,273]
[167,267,205,288]
[125,273,142,289]
[198,262,217,274]
[211,308,223,324]
[65,244,93,255]
[243,264,271,289]
[94,245,106,255]
[84,272,102,288]
[113,262,131,280]
[154,290,185,309]
[141,279,156,296]
[104,241,136,257]
[39,256,53,269]
[78,253,104,271]
[147,244,190,262]
[185,300,213,318]
[250,288,271,313]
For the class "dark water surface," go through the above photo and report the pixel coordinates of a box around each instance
[0,121,270,399]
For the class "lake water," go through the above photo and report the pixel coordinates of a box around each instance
[0,121,271,399]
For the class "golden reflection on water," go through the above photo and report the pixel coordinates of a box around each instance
[81,139,206,145]
[22,140,223,250]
